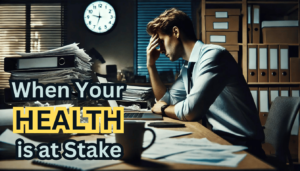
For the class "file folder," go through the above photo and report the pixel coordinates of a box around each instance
[279,45,289,82]
[248,45,258,82]
[252,5,260,43]
[259,88,269,126]
[290,87,300,135]
[268,45,279,82]
[280,87,289,97]
[247,5,252,43]
[290,58,300,82]
[250,87,258,110]
[258,45,268,82]
[269,87,279,107]
[4,55,76,72]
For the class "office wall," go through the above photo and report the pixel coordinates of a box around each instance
[65,0,198,75]
[65,0,136,75]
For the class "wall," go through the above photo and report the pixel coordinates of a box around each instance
[65,0,136,75]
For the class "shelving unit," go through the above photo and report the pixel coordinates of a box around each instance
[197,0,300,162]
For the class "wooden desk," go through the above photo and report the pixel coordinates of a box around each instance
[0,117,274,170]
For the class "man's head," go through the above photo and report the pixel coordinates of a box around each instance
[146,8,196,61]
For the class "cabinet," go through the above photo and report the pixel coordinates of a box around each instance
[197,0,300,161]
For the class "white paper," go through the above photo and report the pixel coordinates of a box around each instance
[260,90,269,112]
[248,48,257,69]
[280,49,288,69]
[250,90,258,108]
[213,22,228,29]
[247,6,251,24]
[259,48,267,69]
[0,129,41,147]
[161,151,247,167]
[210,35,226,43]
[281,90,289,97]
[270,90,279,102]
[215,12,228,18]
[143,127,192,142]
[270,49,278,69]
[253,7,259,24]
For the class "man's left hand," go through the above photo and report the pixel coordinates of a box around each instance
[151,101,167,114]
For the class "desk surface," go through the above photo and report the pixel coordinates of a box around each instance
[0,117,274,170]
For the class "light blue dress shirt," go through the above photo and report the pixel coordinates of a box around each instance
[160,41,264,141]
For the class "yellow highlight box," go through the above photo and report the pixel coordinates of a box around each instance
[13,107,124,134]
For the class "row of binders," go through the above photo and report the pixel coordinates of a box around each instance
[250,87,300,135]
[248,45,298,82]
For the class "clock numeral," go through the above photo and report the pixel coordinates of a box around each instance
[109,9,111,13]
[89,21,91,25]
[98,26,101,30]
[89,10,93,14]
[93,25,96,29]
[104,25,107,29]
[93,5,96,9]
[87,15,89,19]
[105,5,107,9]
[98,4,102,8]
[110,15,113,19]
[109,21,111,24]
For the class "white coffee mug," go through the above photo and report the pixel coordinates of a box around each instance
[115,121,156,161]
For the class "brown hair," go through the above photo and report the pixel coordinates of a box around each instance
[146,8,196,40]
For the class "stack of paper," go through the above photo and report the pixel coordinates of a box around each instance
[11,43,92,84]
[122,85,153,101]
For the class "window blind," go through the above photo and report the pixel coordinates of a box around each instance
[0,3,65,90]
[136,0,191,81]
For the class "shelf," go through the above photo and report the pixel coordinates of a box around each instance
[247,43,299,46]
[248,82,300,85]
[247,1,298,4]
[206,1,242,4]
[213,43,244,46]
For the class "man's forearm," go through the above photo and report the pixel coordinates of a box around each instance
[147,65,167,101]
[164,105,179,120]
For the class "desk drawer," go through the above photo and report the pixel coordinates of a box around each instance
[206,32,238,44]
[206,16,239,31]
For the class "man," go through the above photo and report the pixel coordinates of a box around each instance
[146,8,265,159]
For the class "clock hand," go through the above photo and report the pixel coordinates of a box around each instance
[97,11,102,25]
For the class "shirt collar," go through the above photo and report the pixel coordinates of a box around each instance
[189,40,204,63]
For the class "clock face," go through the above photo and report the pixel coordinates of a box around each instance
[84,1,116,33]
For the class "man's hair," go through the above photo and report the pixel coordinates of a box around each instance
[146,8,196,40]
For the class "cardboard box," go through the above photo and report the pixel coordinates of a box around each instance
[205,9,240,16]
[205,15,239,32]
[262,27,298,44]
[290,57,300,82]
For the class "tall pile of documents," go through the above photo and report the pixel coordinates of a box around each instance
[9,43,92,84]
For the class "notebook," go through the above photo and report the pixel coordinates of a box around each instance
[32,158,121,171]
[97,76,163,120]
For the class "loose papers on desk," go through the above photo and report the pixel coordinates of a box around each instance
[144,138,247,167]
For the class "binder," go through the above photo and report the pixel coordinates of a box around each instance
[269,87,279,107]
[259,88,269,126]
[252,5,260,43]
[248,45,258,82]
[280,87,289,97]
[290,87,300,135]
[268,45,279,82]
[250,87,258,110]
[258,45,268,82]
[247,5,252,43]
[4,55,76,72]
[290,58,300,82]
[279,45,289,82]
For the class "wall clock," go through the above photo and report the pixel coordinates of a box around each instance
[84,1,116,33]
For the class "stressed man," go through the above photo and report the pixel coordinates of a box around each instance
[146,8,265,159]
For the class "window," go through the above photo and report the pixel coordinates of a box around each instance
[0,2,65,89]
[136,0,192,81]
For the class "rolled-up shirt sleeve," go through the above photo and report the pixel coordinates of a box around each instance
[159,70,187,106]
[175,49,230,121]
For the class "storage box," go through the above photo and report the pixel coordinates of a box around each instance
[262,27,298,44]
[205,9,240,16]
[206,32,238,44]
